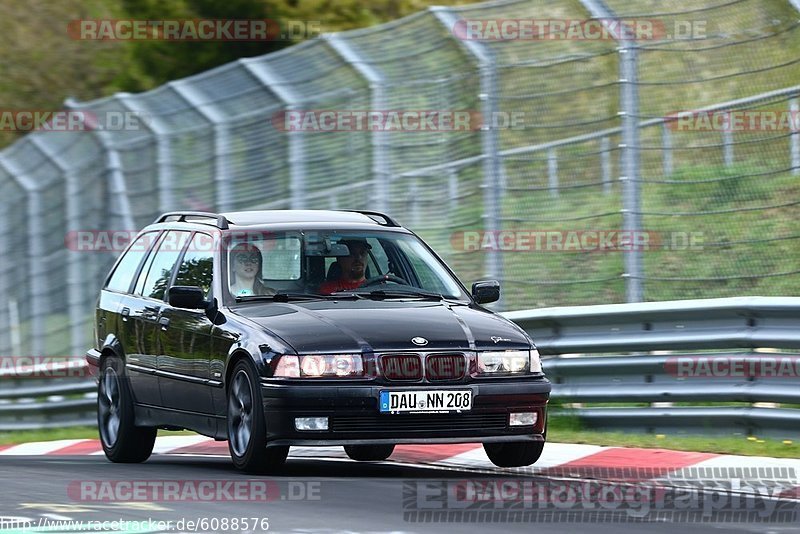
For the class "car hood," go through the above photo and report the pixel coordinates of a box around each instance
[233,300,532,353]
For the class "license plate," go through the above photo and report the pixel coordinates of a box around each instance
[379,390,472,413]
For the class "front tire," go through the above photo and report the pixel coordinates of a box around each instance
[227,359,288,473]
[344,444,395,461]
[483,440,544,468]
[98,355,156,463]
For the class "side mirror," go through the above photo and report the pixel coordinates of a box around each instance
[472,280,500,304]
[168,286,208,310]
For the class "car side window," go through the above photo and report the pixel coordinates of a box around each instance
[174,233,214,297]
[105,232,159,293]
[133,232,165,296]
[140,231,191,301]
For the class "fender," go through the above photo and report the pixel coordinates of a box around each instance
[85,333,124,367]
[219,310,297,389]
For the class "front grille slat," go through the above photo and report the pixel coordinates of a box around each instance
[381,353,422,381]
[332,413,507,433]
[380,352,467,382]
[426,353,466,381]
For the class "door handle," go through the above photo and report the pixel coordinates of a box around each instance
[159,316,170,330]
[121,307,130,322]
[143,306,161,321]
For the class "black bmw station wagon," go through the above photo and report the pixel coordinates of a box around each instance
[87,210,551,472]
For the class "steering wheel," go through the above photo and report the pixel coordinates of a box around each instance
[359,274,409,288]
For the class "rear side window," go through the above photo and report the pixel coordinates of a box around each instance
[174,233,214,297]
[105,232,159,293]
[134,232,166,296]
[140,231,191,301]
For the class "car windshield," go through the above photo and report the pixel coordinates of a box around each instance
[224,230,469,302]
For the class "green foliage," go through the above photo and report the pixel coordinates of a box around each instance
[659,162,774,207]
[548,424,800,458]
[0,0,473,148]
[116,0,287,90]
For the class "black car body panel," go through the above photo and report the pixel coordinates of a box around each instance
[234,300,532,353]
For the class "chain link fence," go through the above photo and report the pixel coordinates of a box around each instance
[0,0,799,359]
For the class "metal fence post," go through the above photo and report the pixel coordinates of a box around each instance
[448,168,459,217]
[24,190,44,356]
[240,60,307,210]
[324,34,389,213]
[580,0,643,302]
[601,136,612,194]
[723,126,734,167]
[791,97,799,175]
[0,199,8,354]
[105,146,136,230]
[168,82,232,212]
[619,43,643,302]
[432,6,504,308]
[0,155,44,356]
[30,137,87,359]
[409,179,420,228]
[662,123,673,176]
[548,148,559,198]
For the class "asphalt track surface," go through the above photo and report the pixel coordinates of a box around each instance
[1,451,798,534]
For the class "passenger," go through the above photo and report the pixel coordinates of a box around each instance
[229,243,276,297]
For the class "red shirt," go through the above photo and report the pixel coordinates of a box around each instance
[318,278,365,295]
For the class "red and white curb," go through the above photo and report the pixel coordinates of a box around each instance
[0,436,796,470]
[1,435,799,499]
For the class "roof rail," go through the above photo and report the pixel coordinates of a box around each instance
[153,211,229,230]
[341,210,401,227]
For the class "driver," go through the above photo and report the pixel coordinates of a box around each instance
[318,239,371,295]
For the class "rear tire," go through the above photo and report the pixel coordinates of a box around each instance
[98,355,156,463]
[344,444,395,461]
[227,359,289,473]
[483,440,544,468]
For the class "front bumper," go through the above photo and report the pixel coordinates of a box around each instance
[260,378,550,447]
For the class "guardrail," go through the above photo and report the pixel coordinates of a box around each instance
[0,360,95,430]
[0,297,798,437]
[503,296,800,439]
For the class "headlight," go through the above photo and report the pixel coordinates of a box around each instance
[477,349,540,375]
[273,354,364,378]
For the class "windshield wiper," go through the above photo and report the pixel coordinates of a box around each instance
[235,292,349,303]
[326,291,362,299]
[361,289,445,300]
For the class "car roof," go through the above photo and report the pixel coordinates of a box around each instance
[222,210,391,227]
[150,210,403,231]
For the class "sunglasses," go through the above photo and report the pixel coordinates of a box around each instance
[234,253,260,264]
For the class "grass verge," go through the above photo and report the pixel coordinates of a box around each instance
[547,415,799,459]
